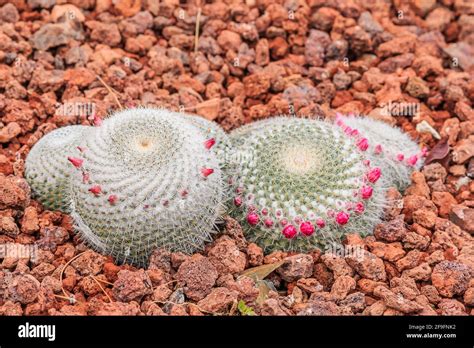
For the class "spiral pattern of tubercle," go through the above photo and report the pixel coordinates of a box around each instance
[337,116,423,192]
[25,125,92,212]
[179,114,239,207]
[69,108,225,266]
[229,117,387,253]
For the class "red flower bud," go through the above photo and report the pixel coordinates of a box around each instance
[300,221,315,236]
[204,138,216,150]
[282,225,297,239]
[67,156,83,168]
[335,211,349,225]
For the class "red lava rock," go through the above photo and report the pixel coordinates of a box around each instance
[374,215,407,242]
[431,261,471,298]
[89,299,141,316]
[208,236,247,275]
[112,269,153,302]
[438,299,467,316]
[373,286,423,314]
[345,248,386,282]
[86,21,121,46]
[148,248,171,273]
[405,172,430,199]
[246,242,264,267]
[20,206,39,234]
[0,123,22,143]
[0,213,19,237]
[6,274,40,304]
[277,254,314,282]
[175,254,218,301]
[0,301,23,316]
[412,209,437,230]
[0,175,30,210]
[260,298,291,316]
[70,250,105,276]
[330,275,356,301]
[320,253,354,278]
[217,30,241,51]
[450,205,474,234]
[297,300,342,316]
[196,287,238,313]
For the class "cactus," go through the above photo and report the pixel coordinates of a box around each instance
[335,115,424,192]
[229,117,387,253]
[69,108,226,265]
[25,125,92,212]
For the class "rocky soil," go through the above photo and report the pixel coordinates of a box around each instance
[0,0,473,316]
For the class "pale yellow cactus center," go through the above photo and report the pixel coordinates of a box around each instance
[280,145,320,175]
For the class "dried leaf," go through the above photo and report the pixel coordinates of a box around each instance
[425,137,450,165]
[256,280,271,306]
[238,260,285,282]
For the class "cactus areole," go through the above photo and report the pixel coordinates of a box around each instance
[229,117,386,252]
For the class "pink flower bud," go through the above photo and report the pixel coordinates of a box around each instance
[92,114,102,126]
[264,218,273,227]
[354,202,365,214]
[344,126,353,135]
[407,155,418,166]
[67,156,83,168]
[280,219,288,226]
[201,168,214,177]
[247,213,259,226]
[234,196,242,207]
[335,211,349,225]
[180,189,188,197]
[360,186,373,199]
[300,221,315,236]
[357,138,369,151]
[363,159,371,167]
[421,147,428,157]
[261,208,268,216]
[374,144,382,154]
[316,218,325,228]
[396,153,404,161]
[88,185,102,196]
[108,195,118,205]
[367,167,381,183]
[282,225,297,239]
[204,138,216,150]
[350,129,359,137]
[77,146,86,153]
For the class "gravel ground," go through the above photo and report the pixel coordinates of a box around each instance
[0,0,473,316]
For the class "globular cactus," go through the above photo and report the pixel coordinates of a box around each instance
[69,108,226,265]
[25,125,92,212]
[335,115,425,192]
[229,117,387,253]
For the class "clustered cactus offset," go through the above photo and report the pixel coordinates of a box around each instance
[335,114,425,192]
[229,117,387,252]
[25,108,424,265]
[25,125,92,212]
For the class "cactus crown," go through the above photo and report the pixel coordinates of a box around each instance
[229,117,387,252]
[69,108,226,265]
[25,125,92,212]
[335,115,424,192]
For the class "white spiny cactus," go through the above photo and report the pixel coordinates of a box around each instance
[25,125,92,212]
[229,117,387,253]
[68,108,226,265]
[335,115,425,192]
